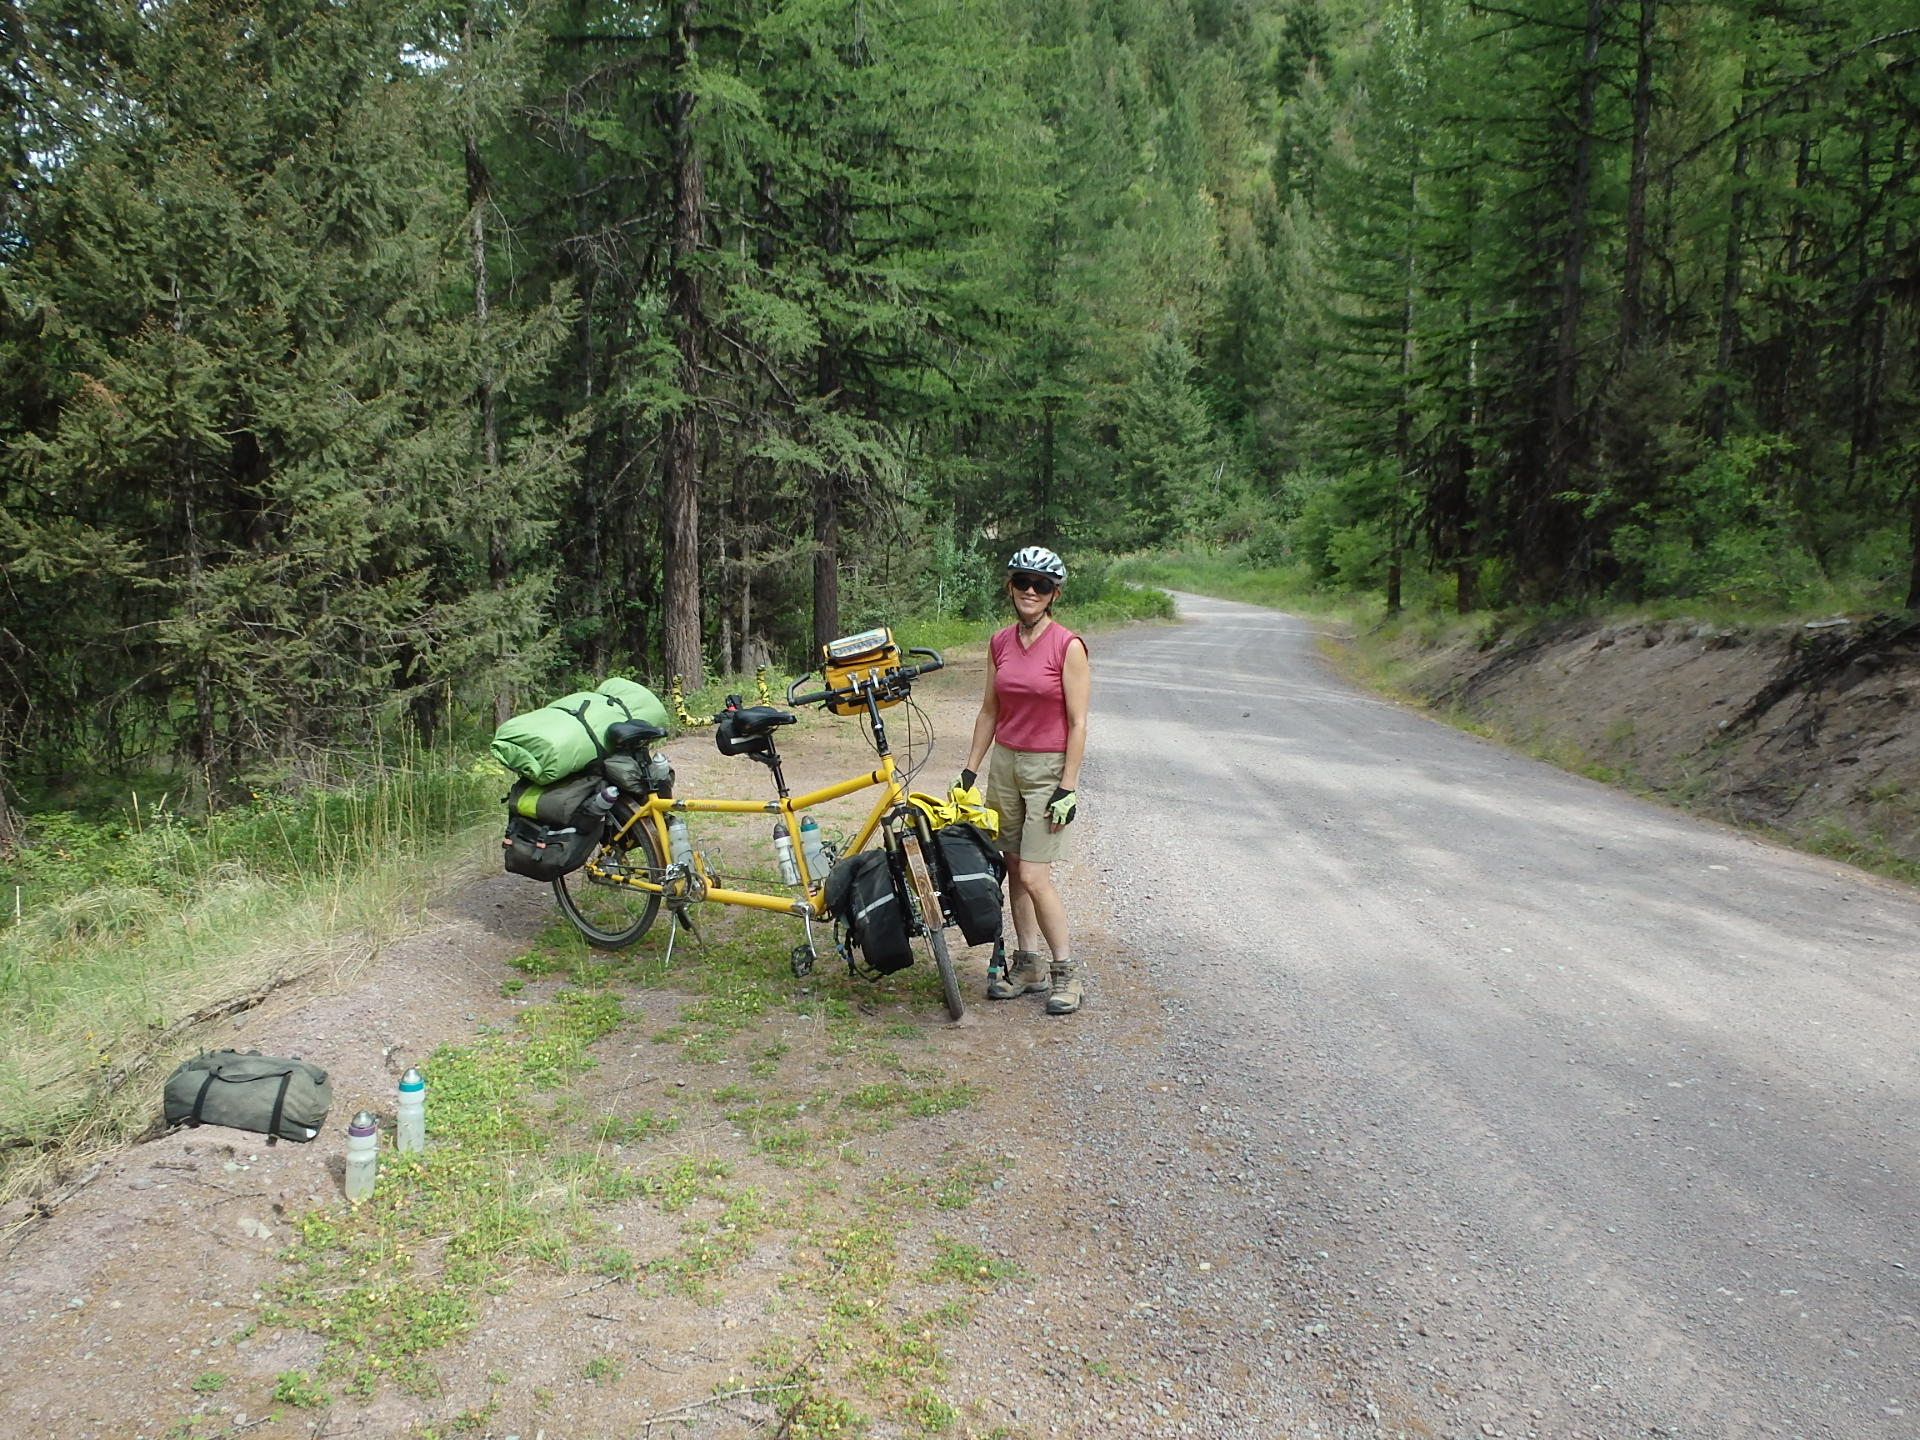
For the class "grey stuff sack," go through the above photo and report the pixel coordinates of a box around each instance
[163,1050,333,1143]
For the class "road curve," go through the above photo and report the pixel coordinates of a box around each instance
[1075,593,1919,1439]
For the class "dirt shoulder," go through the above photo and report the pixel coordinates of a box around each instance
[0,649,1366,1440]
[1362,611,1920,873]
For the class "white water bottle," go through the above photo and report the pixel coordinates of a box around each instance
[646,752,674,794]
[396,1068,426,1154]
[667,813,694,868]
[771,823,800,885]
[344,1111,379,1203]
[799,815,828,878]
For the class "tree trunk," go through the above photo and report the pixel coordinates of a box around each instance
[0,783,20,856]
[812,460,841,653]
[1389,168,1416,619]
[661,0,706,686]
[812,181,848,653]
[1550,0,1605,493]
[465,80,513,728]
[1039,401,1057,542]
[1617,0,1656,360]
[1707,68,1753,445]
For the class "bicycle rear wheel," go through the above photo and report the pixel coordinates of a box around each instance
[555,812,664,950]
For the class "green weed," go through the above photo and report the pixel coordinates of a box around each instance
[273,1371,331,1408]
[583,1355,623,1383]
[590,1108,682,1144]
[923,1236,1024,1289]
[842,1080,978,1119]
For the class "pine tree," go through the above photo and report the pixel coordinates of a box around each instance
[0,0,574,792]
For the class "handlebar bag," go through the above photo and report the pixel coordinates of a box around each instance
[822,849,913,977]
[163,1050,332,1143]
[821,628,903,716]
[931,823,1006,948]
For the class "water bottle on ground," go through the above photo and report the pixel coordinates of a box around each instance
[396,1068,426,1154]
[344,1111,379,1203]
[799,814,828,879]
[771,822,800,885]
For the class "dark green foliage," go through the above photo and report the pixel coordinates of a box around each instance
[1252,0,1920,615]
[2,0,574,807]
[4,0,1915,830]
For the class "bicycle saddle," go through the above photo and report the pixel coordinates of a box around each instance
[607,718,668,751]
[715,705,796,756]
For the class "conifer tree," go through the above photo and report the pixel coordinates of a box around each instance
[1,0,573,792]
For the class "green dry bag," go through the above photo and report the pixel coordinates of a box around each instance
[489,678,671,783]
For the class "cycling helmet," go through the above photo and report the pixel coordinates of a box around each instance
[1007,546,1067,582]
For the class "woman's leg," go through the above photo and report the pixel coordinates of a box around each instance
[1006,856,1070,966]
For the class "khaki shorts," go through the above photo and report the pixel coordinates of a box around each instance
[984,743,1071,864]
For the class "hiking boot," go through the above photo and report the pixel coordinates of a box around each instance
[987,949,1047,1000]
[1045,960,1082,1016]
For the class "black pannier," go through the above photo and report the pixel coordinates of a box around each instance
[501,772,607,882]
[502,813,603,881]
[823,848,913,977]
[932,822,1005,948]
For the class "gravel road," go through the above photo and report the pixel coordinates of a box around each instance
[1016,592,1919,1440]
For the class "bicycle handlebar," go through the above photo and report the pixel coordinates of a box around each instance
[786,647,944,710]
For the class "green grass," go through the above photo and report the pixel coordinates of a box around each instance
[240,905,1024,1430]
[3,600,1078,1433]
[0,759,501,1201]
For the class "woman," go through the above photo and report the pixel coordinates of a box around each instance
[958,546,1091,1015]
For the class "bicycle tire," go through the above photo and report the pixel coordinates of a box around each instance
[923,923,964,1023]
[554,813,664,950]
[899,828,964,1022]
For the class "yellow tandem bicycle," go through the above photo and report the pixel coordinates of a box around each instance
[550,632,972,1022]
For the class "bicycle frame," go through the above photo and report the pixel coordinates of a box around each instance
[593,752,908,917]
[554,642,966,1021]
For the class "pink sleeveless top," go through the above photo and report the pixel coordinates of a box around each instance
[989,621,1084,753]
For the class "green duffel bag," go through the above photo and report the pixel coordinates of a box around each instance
[163,1050,333,1143]
[490,679,672,783]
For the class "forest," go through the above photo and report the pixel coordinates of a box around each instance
[3,0,1917,832]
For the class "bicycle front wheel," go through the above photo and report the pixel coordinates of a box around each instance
[555,815,664,950]
[922,924,964,1023]
[900,829,965,1022]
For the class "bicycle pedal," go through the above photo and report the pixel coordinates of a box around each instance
[788,943,816,979]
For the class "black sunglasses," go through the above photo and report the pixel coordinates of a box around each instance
[1009,573,1058,595]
